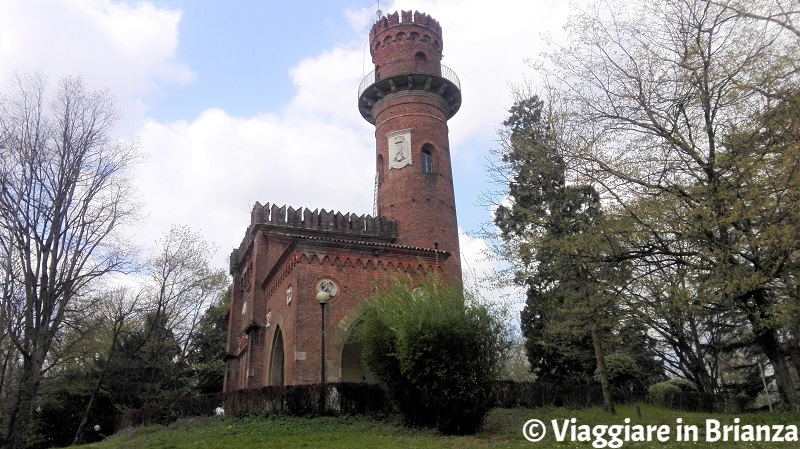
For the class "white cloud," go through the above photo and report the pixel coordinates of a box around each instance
[459,228,525,315]
[370,0,572,150]
[287,45,374,131]
[1,0,570,294]
[0,0,193,135]
[135,107,376,269]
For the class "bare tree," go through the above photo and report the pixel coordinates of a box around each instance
[0,73,137,447]
[536,0,800,406]
[708,0,800,38]
[0,243,22,435]
[143,226,227,364]
[93,227,226,412]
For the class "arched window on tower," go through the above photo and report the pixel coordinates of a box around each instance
[415,51,427,61]
[421,146,433,174]
[377,154,385,184]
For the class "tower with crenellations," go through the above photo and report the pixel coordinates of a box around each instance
[224,10,463,393]
[358,10,462,282]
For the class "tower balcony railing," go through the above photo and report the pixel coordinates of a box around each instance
[358,61,460,98]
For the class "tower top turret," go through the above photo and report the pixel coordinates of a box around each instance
[369,10,442,53]
[357,10,461,124]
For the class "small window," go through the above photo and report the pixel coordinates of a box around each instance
[415,52,427,61]
[421,149,433,173]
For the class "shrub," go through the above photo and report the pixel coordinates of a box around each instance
[648,379,713,412]
[668,378,699,392]
[220,383,390,418]
[597,354,646,390]
[357,276,511,435]
[647,381,682,407]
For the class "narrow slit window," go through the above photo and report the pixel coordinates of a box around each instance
[421,149,433,173]
[377,154,385,183]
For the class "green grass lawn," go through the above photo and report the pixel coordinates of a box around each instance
[75,405,799,449]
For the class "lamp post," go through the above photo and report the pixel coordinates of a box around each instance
[703,352,715,395]
[316,290,330,411]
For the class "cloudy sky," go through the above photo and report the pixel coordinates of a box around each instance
[0,0,573,307]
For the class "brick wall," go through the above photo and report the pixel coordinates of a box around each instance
[225,10,463,393]
[372,93,460,274]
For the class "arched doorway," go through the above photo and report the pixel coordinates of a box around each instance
[340,324,376,383]
[269,326,285,386]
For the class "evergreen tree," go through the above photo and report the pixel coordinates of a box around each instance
[494,95,661,411]
[188,288,230,394]
[103,313,186,411]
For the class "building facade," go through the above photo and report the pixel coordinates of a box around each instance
[224,10,462,391]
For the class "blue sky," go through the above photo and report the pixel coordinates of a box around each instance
[1,0,572,306]
[148,0,365,121]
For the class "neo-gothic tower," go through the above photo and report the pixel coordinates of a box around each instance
[358,10,462,281]
[224,10,464,395]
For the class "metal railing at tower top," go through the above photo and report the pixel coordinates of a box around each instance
[358,62,460,98]
[358,71,377,97]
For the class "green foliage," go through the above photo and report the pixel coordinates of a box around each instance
[32,371,114,448]
[77,405,797,449]
[357,276,511,435]
[520,287,597,385]
[667,378,699,392]
[598,354,643,389]
[499,336,536,382]
[647,382,682,408]
[103,313,188,412]
[527,0,800,407]
[493,95,663,400]
[647,379,711,411]
[188,288,231,394]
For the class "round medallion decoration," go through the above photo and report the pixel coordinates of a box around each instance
[317,279,338,298]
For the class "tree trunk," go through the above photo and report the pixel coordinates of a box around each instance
[6,355,43,449]
[747,291,798,408]
[788,345,800,386]
[73,324,122,446]
[749,322,797,407]
[0,345,11,410]
[591,323,615,414]
[72,370,104,446]
[770,354,798,407]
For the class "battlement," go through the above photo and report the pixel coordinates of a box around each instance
[369,10,441,43]
[231,202,398,273]
[251,202,396,236]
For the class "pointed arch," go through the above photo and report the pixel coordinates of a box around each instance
[269,326,285,386]
[338,317,376,383]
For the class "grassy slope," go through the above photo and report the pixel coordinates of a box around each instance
[76,405,798,449]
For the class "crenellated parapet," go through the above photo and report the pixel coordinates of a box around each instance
[231,202,398,273]
[369,10,441,45]
[252,202,395,236]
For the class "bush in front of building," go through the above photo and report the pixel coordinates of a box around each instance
[357,275,512,435]
[647,378,715,412]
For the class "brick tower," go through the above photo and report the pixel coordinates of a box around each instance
[224,10,464,395]
[358,10,462,281]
